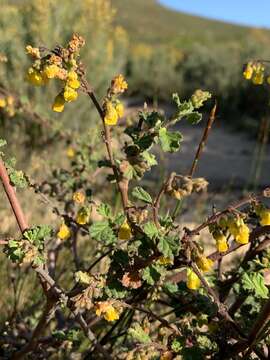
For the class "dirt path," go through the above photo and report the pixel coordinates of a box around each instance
[126,99,270,190]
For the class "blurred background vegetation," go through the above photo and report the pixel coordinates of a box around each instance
[1,0,270,142]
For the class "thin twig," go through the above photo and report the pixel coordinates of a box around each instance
[189,102,217,177]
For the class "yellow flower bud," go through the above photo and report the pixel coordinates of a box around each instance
[259,209,270,226]
[118,221,132,240]
[186,268,201,290]
[111,74,128,94]
[215,234,228,253]
[213,232,228,253]
[63,86,78,102]
[76,207,90,225]
[73,191,85,204]
[52,94,65,112]
[115,102,124,118]
[104,101,118,126]
[57,223,71,240]
[95,302,120,322]
[26,67,45,86]
[0,97,6,108]
[66,147,75,158]
[235,224,250,245]
[157,256,173,265]
[243,62,254,80]
[252,72,264,85]
[196,255,214,272]
[6,96,14,106]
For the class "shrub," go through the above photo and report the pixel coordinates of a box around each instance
[0,34,270,360]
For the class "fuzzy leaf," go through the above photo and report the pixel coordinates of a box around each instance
[242,272,269,299]
[158,127,182,153]
[89,221,116,245]
[132,186,152,204]
[128,323,152,344]
[144,222,159,239]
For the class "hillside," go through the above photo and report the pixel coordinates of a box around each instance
[111,0,270,48]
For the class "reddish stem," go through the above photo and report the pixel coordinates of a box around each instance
[0,159,28,232]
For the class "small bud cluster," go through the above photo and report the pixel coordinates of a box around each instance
[103,74,128,126]
[243,61,268,85]
[26,34,85,112]
[166,175,208,200]
[0,93,16,117]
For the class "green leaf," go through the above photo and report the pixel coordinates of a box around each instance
[142,264,163,285]
[144,222,159,239]
[141,151,157,167]
[186,112,202,125]
[241,272,269,299]
[97,203,112,218]
[132,186,152,204]
[157,235,180,259]
[105,280,129,299]
[177,100,194,116]
[122,162,136,180]
[135,134,154,151]
[75,271,91,285]
[8,169,28,189]
[140,110,163,128]
[158,237,173,259]
[158,127,182,153]
[0,139,7,147]
[128,323,152,344]
[164,282,179,294]
[191,89,212,109]
[89,221,116,245]
[23,225,52,247]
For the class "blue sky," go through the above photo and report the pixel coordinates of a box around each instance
[159,0,270,28]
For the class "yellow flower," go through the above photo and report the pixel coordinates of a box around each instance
[118,221,132,240]
[43,64,60,79]
[104,101,118,126]
[216,236,228,253]
[67,70,80,88]
[228,217,250,245]
[186,268,201,290]
[76,207,90,225]
[73,191,85,204]
[235,224,250,245]
[196,255,214,272]
[67,147,75,158]
[57,223,71,240]
[111,74,128,94]
[95,301,120,322]
[213,233,228,253]
[0,97,6,108]
[26,67,45,86]
[259,209,270,226]
[63,86,78,102]
[67,71,78,81]
[252,72,264,85]
[67,78,80,89]
[252,64,264,85]
[115,102,124,118]
[52,94,65,112]
[243,62,254,80]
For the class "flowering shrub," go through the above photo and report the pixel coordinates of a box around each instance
[0,35,270,360]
